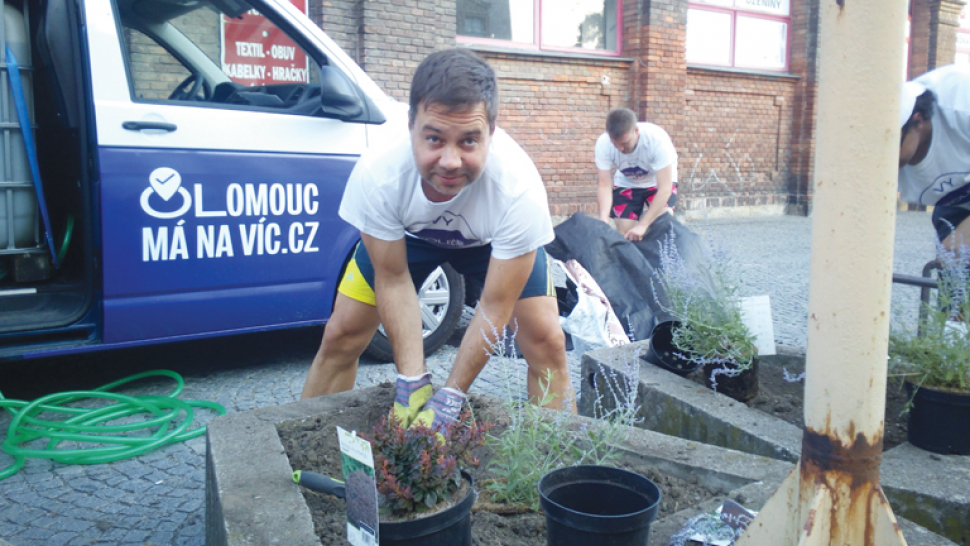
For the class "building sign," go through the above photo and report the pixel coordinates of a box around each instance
[221,0,309,87]
[692,0,789,16]
[735,0,788,16]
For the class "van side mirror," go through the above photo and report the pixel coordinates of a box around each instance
[318,65,364,120]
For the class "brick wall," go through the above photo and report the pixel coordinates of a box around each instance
[311,0,360,63]
[787,0,820,214]
[359,1,457,100]
[910,0,966,78]
[636,0,687,139]
[475,51,632,216]
[680,69,796,212]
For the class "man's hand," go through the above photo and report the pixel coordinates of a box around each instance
[624,222,649,241]
[391,372,433,427]
[411,387,466,431]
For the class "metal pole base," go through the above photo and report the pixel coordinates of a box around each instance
[736,466,908,546]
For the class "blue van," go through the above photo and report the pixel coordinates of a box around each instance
[0,0,463,359]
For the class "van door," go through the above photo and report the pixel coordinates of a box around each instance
[86,0,370,343]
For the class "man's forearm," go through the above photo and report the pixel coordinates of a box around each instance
[597,171,613,221]
[374,273,425,376]
[445,252,533,392]
[445,304,510,392]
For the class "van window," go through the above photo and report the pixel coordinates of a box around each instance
[116,0,323,112]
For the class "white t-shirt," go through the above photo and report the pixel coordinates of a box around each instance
[899,65,970,206]
[594,122,678,189]
[339,128,554,260]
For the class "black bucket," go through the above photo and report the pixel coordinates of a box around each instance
[643,321,701,375]
[538,465,661,546]
[379,471,475,546]
[906,382,970,455]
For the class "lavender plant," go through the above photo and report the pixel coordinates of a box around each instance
[889,241,970,394]
[652,230,757,388]
[481,318,642,511]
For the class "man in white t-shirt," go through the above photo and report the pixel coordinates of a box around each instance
[301,49,571,429]
[595,108,678,241]
[899,64,970,250]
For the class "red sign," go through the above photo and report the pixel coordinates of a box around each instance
[221,0,309,87]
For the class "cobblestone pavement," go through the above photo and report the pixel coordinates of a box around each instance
[0,211,938,546]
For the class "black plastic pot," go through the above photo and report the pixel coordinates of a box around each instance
[644,321,702,375]
[906,382,970,455]
[702,357,759,402]
[377,471,475,546]
[538,465,661,546]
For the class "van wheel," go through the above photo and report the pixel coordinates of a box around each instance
[363,264,465,362]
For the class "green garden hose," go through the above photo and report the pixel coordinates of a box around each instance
[0,369,226,480]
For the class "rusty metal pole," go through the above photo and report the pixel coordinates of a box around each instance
[735,1,910,545]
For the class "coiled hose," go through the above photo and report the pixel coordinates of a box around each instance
[0,370,226,480]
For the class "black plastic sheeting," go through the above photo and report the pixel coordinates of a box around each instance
[545,212,712,344]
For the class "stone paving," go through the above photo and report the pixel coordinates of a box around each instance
[0,211,940,546]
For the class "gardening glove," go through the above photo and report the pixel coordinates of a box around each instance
[391,372,433,428]
[412,387,466,432]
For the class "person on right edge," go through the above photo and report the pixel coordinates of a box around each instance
[594,107,678,242]
[899,64,970,251]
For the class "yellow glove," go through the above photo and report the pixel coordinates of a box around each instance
[391,373,433,428]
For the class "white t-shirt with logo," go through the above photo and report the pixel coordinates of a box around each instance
[339,128,554,260]
[594,122,678,189]
[899,64,970,206]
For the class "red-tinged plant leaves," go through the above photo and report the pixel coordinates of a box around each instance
[362,409,492,517]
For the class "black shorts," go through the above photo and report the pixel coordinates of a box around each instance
[932,203,970,242]
[610,185,678,220]
[931,183,970,242]
[337,237,555,305]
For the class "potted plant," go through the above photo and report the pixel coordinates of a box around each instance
[476,326,664,546]
[363,409,490,545]
[653,231,759,402]
[889,245,970,455]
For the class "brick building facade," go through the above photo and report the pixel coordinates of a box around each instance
[311,0,821,217]
[129,0,966,218]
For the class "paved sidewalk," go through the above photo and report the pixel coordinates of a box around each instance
[0,211,939,546]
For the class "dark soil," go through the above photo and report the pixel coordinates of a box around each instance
[278,383,721,546]
[687,358,910,450]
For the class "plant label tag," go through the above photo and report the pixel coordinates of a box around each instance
[739,295,776,356]
[337,427,378,546]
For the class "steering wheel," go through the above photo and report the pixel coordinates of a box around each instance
[169,73,205,101]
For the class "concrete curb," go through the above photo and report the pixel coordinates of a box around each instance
[582,341,969,545]
[581,342,804,462]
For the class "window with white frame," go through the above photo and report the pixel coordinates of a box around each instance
[956,5,970,65]
[456,0,621,55]
[687,0,790,71]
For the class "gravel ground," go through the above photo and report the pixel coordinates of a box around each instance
[0,210,940,546]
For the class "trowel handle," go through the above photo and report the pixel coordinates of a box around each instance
[293,470,346,498]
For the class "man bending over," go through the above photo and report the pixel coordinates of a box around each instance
[595,107,678,241]
[301,48,572,429]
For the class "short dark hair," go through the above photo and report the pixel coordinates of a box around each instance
[606,108,638,139]
[409,48,498,130]
[901,89,936,139]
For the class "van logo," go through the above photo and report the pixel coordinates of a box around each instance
[141,167,191,219]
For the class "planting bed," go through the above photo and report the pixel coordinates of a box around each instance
[686,357,910,449]
[277,383,721,545]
